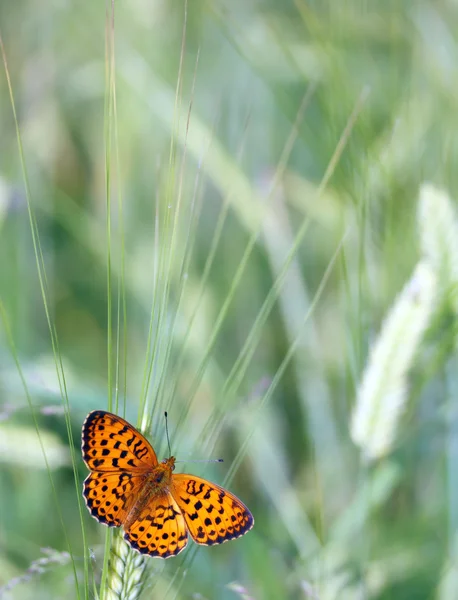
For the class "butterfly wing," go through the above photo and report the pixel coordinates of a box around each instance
[83,470,143,527]
[171,474,254,546]
[82,410,158,527]
[124,492,188,558]
[82,410,158,472]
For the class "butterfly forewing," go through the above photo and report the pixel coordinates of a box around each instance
[82,410,158,472]
[171,474,254,546]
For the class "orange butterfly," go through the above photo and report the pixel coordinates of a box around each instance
[81,410,254,558]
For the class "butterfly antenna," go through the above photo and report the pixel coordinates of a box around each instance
[164,411,172,456]
[164,411,223,463]
[175,458,224,464]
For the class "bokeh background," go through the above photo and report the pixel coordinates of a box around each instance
[1,1,458,599]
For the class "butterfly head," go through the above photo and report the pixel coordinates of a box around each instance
[161,456,176,472]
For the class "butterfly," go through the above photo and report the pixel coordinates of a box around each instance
[81,410,254,558]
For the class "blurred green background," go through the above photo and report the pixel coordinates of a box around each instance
[1,1,458,599]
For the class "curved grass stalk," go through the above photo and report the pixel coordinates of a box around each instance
[173,86,317,449]
[196,87,367,464]
[0,28,86,600]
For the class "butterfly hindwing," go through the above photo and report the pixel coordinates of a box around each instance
[124,492,188,558]
[171,474,254,546]
[83,470,142,527]
[82,410,157,472]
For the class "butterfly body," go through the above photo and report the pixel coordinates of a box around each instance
[123,457,175,530]
[82,410,254,558]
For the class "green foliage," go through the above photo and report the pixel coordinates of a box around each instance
[1,1,458,599]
